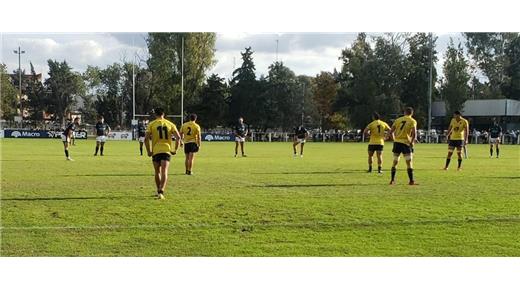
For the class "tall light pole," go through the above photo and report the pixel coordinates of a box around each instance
[275,39,279,62]
[427,33,434,143]
[181,36,184,123]
[13,46,25,119]
[301,82,305,126]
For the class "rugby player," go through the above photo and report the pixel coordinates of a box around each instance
[94,115,111,156]
[389,107,418,185]
[489,119,503,158]
[180,113,202,175]
[61,117,80,161]
[444,111,469,170]
[293,125,308,157]
[363,112,391,174]
[234,117,248,157]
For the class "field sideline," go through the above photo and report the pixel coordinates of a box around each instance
[0,139,519,256]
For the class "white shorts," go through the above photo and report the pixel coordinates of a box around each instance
[138,137,145,143]
[489,137,499,144]
[96,136,107,143]
[296,138,306,144]
[61,134,69,142]
[235,137,246,142]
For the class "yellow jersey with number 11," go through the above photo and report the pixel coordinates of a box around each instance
[146,118,178,155]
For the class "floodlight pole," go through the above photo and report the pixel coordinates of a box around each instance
[181,36,184,123]
[132,37,136,122]
[13,46,25,119]
[427,33,434,143]
[301,82,305,126]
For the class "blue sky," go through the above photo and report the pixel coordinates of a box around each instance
[1,32,464,80]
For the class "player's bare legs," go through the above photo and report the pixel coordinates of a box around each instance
[300,142,305,156]
[63,141,72,160]
[367,150,374,173]
[139,142,144,156]
[456,147,463,170]
[159,160,170,193]
[293,140,298,156]
[234,141,239,157]
[376,151,383,173]
[100,141,105,156]
[240,141,246,156]
[153,161,162,196]
[187,153,195,173]
[94,141,100,156]
[495,141,500,158]
[390,154,399,184]
[404,154,416,185]
[444,147,454,170]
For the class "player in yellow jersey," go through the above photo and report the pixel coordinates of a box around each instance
[363,112,391,174]
[180,113,202,175]
[444,111,469,171]
[389,107,418,185]
[144,108,182,199]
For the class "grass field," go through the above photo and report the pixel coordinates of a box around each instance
[0,138,519,256]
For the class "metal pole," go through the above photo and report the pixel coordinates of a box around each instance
[427,33,433,143]
[301,82,305,126]
[276,39,279,62]
[18,46,22,118]
[181,36,184,123]
[132,37,136,121]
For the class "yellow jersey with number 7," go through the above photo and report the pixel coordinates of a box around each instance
[146,118,178,155]
[392,115,417,145]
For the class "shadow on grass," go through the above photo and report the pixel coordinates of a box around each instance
[253,183,375,188]
[61,173,184,177]
[255,170,366,175]
[1,195,148,201]
[481,176,520,179]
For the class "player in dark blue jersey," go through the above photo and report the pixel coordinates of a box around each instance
[137,119,148,155]
[94,115,111,156]
[234,117,248,157]
[293,125,308,157]
[61,117,80,161]
[489,120,503,158]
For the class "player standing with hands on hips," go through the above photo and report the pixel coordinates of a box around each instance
[137,119,147,156]
[144,108,182,200]
[94,115,111,156]
[389,107,418,185]
[489,119,502,158]
[234,117,248,157]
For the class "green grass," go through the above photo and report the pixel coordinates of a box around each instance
[0,138,519,256]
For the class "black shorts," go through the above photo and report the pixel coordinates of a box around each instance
[448,140,464,148]
[392,142,412,155]
[368,144,384,152]
[184,142,199,154]
[152,153,171,163]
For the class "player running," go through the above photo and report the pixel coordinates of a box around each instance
[144,108,181,200]
[137,119,147,156]
[180,113,202,175]
[489,120,503,158]
[389,107,418,185]
[293,125,308,157]
[444,111,469,171]
[94,115,111,156]
[61,117,80,161]
[234,117,248,157]
[363,112,391,174]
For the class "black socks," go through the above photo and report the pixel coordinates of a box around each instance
[65,150,69,158]
[390,167,396,182]
[445,158,451,168]
[407,168,414,182]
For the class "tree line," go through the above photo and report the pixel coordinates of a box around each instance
[1,32,519,130]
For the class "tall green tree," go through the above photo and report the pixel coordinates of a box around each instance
[25,63,46,121]
[464,33,518,98]
[193,74,229,128]
[441,39,471,115]
[263,61,301,130]
[504,35,520,100]
[147,32,216,117]
[0,63,18,120]
[44,60,84,125]
[402,33,438,126]
[229,47,259,125]
[312,71,338,130]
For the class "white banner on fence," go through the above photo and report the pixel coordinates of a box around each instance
[0,130,4,138]
[107,131,133,141]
